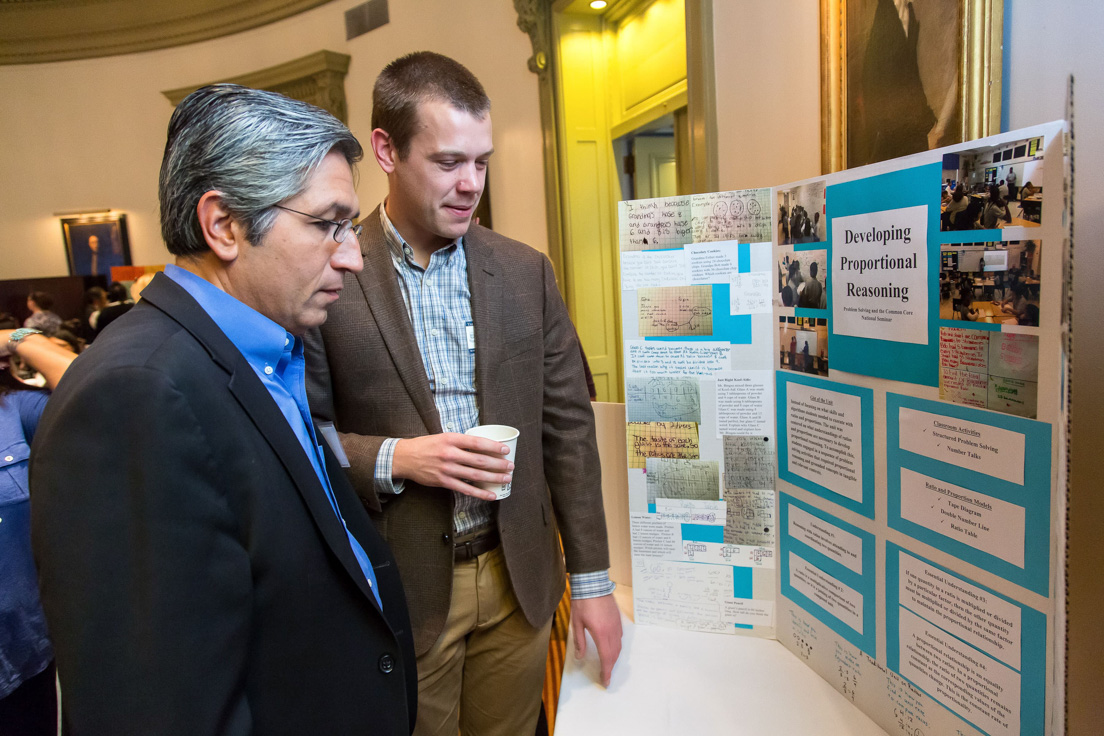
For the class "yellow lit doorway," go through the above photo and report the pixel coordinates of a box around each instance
[550,0,713,401]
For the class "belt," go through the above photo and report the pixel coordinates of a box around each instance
[453,529,500,562]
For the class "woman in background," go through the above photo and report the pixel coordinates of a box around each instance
[0,328,77,735]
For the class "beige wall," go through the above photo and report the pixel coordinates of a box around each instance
[1004,3,1104,732]
[711,0,822,190]
[0,0,547,279]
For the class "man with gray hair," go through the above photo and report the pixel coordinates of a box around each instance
[31,84,417,735]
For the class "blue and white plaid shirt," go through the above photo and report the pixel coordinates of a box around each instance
[374,206,613,599]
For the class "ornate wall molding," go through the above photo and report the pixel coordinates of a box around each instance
[0,0,331,65]
[514,0,552,79]
[161,50,351,123]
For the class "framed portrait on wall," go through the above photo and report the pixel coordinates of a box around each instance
[61,213,131,277]
[820,0,1004,172]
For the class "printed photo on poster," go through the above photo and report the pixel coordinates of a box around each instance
[939,327,1039,418]
[940,136,1044,231]
[939,241,1041,325]
[780,317,829,376]
[777,250,828,309]
[777,181,826,245]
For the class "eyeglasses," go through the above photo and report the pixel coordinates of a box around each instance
[274,205,363,243]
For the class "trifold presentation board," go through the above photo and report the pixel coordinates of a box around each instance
[616,121,1068,736]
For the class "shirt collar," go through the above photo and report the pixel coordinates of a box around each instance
[378,202,464,269]
[164,264,299,372]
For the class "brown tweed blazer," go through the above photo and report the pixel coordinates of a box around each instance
[305,207,610,655]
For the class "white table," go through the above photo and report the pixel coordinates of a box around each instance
[556,588,888,735]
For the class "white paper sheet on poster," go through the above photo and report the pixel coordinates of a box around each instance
[787,504,864,574]
[789,552,864,634]
[785,382,864,502]
[898,607,1021,736]
[620,249,691,290]
[831,205,929,345]
[715,370,774,437]
[685,241,739,283]
[724,598,775,627]
[898,407,1026,485]
[682,541,775,568]
[634,559,737,634]
[654,498,727,526]
[898,552,1023,669]
[625,340,732,377]
[899,468,1026,567]
[629,513,683,559]
[731,272,773,314]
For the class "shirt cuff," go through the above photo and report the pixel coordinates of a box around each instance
[374,437,406,495]
[569,570,615,599]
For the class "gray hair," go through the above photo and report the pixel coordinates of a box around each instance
[159,84,363,257]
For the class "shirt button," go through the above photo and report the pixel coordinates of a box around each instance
[284,337,290,346]
[431,329,439,337]
[458,512,467,519]
[439,377,448,386]
[3,455,12,462]
[264,366,274,375]
[446,423,454,430]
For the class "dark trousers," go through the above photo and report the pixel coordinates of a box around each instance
[0,661,57,736]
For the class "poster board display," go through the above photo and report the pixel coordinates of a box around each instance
[616,121,1068,735]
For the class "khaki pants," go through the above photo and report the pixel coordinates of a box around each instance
[414,546,554,736]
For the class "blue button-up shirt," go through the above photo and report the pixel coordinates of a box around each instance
[165,265,382,608]
[0,389,52,698]
[372,208,613,599]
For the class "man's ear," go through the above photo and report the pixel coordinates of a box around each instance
[196,190,246,263]
[371,128,398,174]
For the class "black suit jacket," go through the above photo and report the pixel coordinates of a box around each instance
[31,273,417,735]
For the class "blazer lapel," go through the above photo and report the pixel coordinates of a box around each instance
[226,370,384,614]
[355,210,443,434]
[140,274,384,613]
[463,230,503,423]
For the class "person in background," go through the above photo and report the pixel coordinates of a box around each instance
[0,327,77,736]
[23,293,62,336]
[305,52,621,736]
[92,283,133,336]
[982,185,1013,229]
[945,185,969,228]
[798,261,825,309]
[80,287,108,341]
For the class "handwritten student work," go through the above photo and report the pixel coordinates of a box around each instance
[626,376,702,423]
[626,421,700,469]
[618,196,692,251]
[645,458,720,504]
[638,285,714,337]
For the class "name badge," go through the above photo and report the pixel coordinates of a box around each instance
[466,321,476,353]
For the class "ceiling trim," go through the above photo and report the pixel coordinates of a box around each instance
[0,0,333,66]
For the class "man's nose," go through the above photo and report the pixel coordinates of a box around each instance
[456,163,484,193]
[333,233,364,273]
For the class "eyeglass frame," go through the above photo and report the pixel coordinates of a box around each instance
[273,204,363,243]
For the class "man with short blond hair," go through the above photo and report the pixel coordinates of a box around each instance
[306,51,622,736]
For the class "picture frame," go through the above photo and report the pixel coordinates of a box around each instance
[820,0,1004,173]
[61,213,131,277]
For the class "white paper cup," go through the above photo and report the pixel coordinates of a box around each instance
[464,424,519,500]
